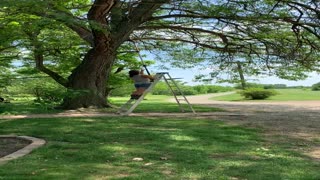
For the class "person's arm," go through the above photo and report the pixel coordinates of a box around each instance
[141,74,154,80]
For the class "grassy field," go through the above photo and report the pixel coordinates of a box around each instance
[1,116,320,179]
[0,95,221,115]
[110,95,224,113]
[1,93,320,179]
[211,89,320,101]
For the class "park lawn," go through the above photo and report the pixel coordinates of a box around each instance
[0,116,319,179]
[0,95,221,115]
[110,95,222,113]
[211,89,320,101]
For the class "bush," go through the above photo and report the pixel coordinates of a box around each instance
[207,85,234,93]
[33,86,66,103]
[239,88,277,100]
[180,86,197,95]
[193,85,209,94]
[151,82,171,95]
[311,82,320,91]
[109,85,135,96]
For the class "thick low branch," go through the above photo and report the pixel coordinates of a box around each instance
[87,0,117,48]
[34,53,68,87]
[112,0,170,47]
[31,4,94,45]
[88,0,116,22]
[24,30,68,87]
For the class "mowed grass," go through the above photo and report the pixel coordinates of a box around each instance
[0,101,63,115]
[0,94,319,179]
[110,95,222,113]
[0,116,320,179]
[211,89,320,101]
[0,95,221,115]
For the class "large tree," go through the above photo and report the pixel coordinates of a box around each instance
[0,0,319,109]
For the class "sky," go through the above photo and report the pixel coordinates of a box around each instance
[147,65,320,87]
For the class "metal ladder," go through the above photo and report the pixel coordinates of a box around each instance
[118,72,196,115]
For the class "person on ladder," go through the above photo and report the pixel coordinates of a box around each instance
[129,67,154,99]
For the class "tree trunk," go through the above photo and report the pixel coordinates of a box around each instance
[60,47,116,109]
[236,61,246,89]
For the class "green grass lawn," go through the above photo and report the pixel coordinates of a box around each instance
[0,95,222,115]
[110,95,222,113]
[211,89,320,101]
[0,116,319,179]
[0,95,319,179]
[0,96,65,115]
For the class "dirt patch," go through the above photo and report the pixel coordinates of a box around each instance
[0,137,32,158]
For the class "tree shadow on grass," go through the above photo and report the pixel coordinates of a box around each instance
[0,117,319,179]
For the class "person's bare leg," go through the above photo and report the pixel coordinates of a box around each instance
[136,88,146,95]
[131,88,140,95]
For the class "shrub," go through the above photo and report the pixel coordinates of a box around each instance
[180,86,197,95]
[193,85,209,94]
[33,86,66,103]
[239,88,277,100]
[311,82,320,91]
[151,82,171,95]
[109,86,135,96]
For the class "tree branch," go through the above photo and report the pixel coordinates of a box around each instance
[137,25,229,44]
[132,37,237,53]
[30,3,94,45]
[24,29,68,87]
[111,0,170,47]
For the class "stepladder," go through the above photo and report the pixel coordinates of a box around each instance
[118,72,196,115]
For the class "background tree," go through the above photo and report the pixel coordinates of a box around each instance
[0,0,319,109]
[312,82,320,91]
[144,0,319,86]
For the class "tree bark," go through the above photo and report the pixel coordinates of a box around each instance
[236,61,246,89]
[59,1,117,109]
[61,46,116,109]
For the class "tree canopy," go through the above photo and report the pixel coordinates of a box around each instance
[0,0,319,108]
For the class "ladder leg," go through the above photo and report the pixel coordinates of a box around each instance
[165,73,196,114]
[163,76,185,112]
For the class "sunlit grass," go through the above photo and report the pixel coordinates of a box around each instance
[1,90,319,178]
[110,94,223,113]
[0,116,319,179]
[211,89,320,101]
[0,95,222,115]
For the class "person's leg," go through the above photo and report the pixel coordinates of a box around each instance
[136,87,145,95]
[136,83,151,95]
[131,84,140,96]
[131,89,139,95]
[131,84,148,99]
[131,83,151,99]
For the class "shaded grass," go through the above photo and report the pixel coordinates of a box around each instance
[0,101,63,115]
[211,89,320,101]
[0,116,319,179]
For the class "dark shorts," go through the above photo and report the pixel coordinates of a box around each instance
[134,83,151,88]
